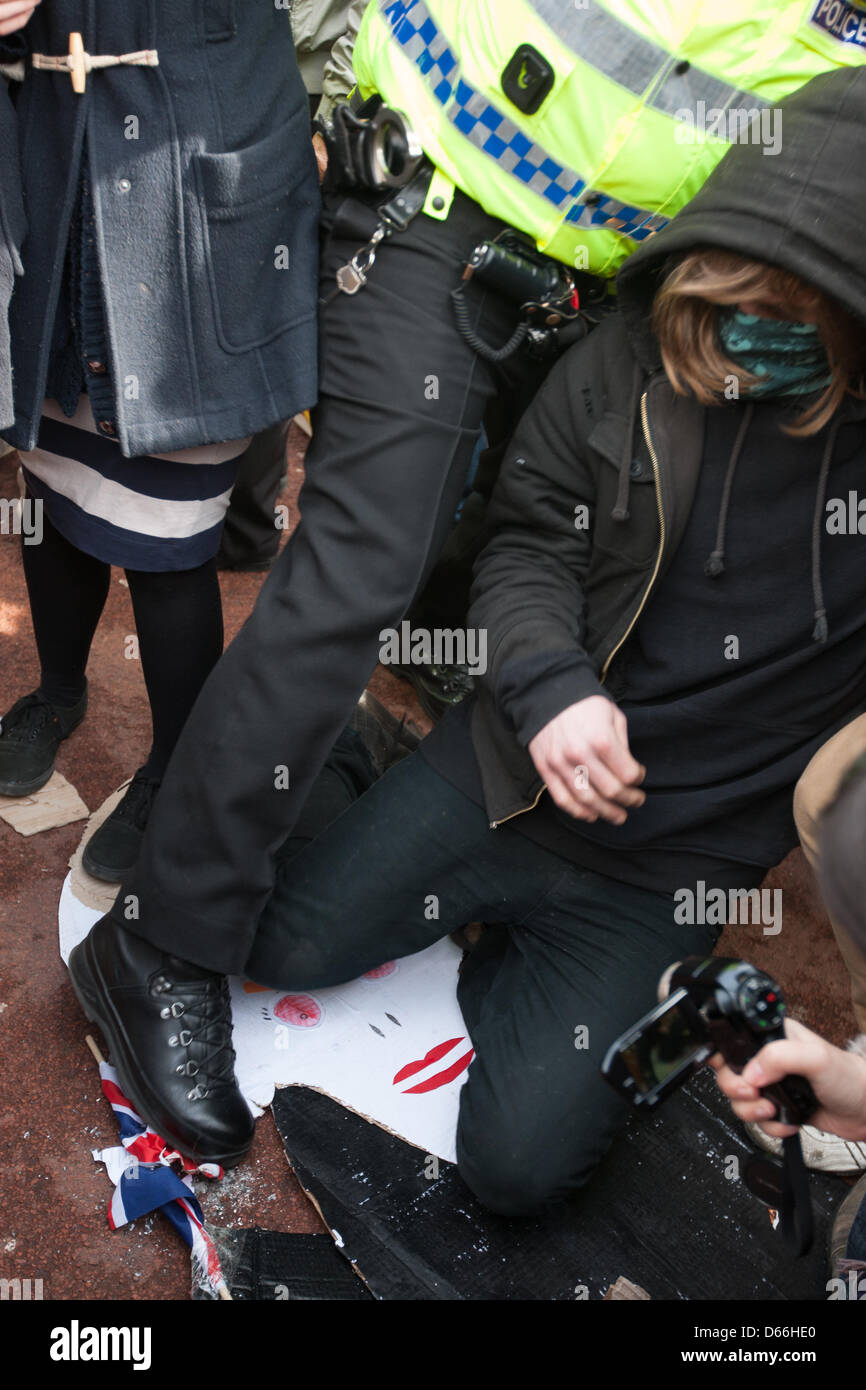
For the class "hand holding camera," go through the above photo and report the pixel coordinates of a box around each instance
[600,956,866,1255]
[709,1016,866,1142]
[602,956,818,1126]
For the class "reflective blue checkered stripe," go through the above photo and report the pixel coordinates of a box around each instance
[565,194,670,241]
[378,0,670,241]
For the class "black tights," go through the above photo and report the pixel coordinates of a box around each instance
[21,507,224,780]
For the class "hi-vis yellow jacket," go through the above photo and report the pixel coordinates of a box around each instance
[353,0,866,274]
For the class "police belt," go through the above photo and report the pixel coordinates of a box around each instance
[323,96,611,349]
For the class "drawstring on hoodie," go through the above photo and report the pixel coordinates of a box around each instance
[611,361,644,522]
[810,416,842,644]
[703,404,754,577]
[702,407,843,645]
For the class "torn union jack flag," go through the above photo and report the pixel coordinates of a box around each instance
[92,1061,227,1297]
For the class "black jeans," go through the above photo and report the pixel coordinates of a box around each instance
[245,741,720,1216]
[117,185,556,972]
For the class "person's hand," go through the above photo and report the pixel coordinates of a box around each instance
[528,695,646,824]
[708,1017,866,1141]
[0,1,38,37]
[312,131,328,184]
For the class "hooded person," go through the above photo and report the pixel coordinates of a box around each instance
[71,64,866,1212]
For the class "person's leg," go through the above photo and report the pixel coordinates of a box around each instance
[125,559,225,781]
[81,557,225,880]
[0,504,104,794]
[20,499,110,707]
[117,187,533,975]
[70,748,569,1165]
[216,421,290,571]
[406,356,553,640]
[829,1172,866,1298]
[277,724,379,859]
[453,868,720,1215]
[245,750,568,992]
[794,715,866,1032]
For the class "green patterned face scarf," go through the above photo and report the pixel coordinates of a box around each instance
[717,309,832,397]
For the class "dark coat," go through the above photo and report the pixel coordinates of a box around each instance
[468,64,866,829]
[3,1,319,457]
[0,75,25,431]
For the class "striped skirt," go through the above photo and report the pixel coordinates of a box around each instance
[20,397,249,571]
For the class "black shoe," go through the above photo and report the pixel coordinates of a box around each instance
[68,915,255,1167]
[391,663,475,722]
[0,687,88,796]
[349,690,423,776]
[82,770,161,883]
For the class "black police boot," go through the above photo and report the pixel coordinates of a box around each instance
[392,663,475,722]
[82,770,161,883]
[0,687,88,796]
[68,915,255,1168]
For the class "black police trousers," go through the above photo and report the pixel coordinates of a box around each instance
[114,184,558,972]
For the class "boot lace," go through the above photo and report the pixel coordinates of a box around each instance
[155,973,239,1102]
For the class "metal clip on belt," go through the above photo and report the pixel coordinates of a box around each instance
[327,161,435,303]
[32,32,158,94]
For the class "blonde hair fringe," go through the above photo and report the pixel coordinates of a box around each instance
[651,249,866,436]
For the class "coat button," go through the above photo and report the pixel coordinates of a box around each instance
[629,458,643,478]
[117,178,131,193]
[97,419,117,437]
[86,359,107,375]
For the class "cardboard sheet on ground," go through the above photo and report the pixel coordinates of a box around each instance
[0,771,88,836]
[59,871,469,1160]
[272,1079,849,1301]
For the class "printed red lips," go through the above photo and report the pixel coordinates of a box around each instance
[392,1036,474,1094]
[273,993,322,1028]
[364,961,397,979]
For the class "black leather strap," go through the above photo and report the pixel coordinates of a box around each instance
[377,159,436,232]
[780,1133,814,1257]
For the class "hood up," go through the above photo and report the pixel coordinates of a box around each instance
[616,64,866,372]
[608,65,866,650]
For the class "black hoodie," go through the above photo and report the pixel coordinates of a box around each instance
[422,65,866,894]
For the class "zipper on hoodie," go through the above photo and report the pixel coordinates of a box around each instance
[600,390,666,680]
[490,389,667,828]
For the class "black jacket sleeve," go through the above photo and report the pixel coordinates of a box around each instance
[468,342,613,748]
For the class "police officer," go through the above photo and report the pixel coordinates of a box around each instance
[71,0,866,1165]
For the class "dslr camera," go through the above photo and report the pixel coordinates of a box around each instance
[601,955,817,1127]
